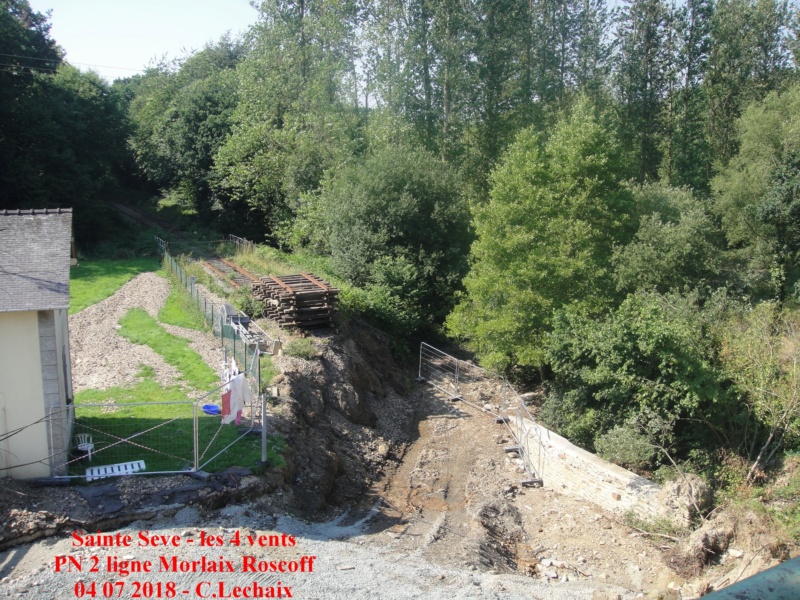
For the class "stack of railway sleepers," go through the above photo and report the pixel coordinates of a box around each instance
[251,272,339,328]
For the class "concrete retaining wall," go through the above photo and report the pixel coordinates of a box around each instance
[511,417,662,519]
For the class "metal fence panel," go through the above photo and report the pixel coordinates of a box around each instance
[418,342,545,484]
[2,247,271,481]
[52,400,197,478]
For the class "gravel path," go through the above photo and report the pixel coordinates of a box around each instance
[0,508,632,599]
[69,273,222,395]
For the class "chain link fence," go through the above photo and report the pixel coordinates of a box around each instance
[44,332,264,481]
[162,248,275,356]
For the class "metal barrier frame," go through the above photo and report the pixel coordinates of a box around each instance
[418,342,545,486]
[49,343,264,480]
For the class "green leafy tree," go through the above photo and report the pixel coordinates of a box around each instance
[0,2,131,244]
[659,0,713,192]
[757,146,800,302]
[613,0,676,181]
[300,142,471,329]
[543,290,727,452]
[612,184,722,294]
[126,37,243,218]
[447,97,634,371]
[211,0,361,242]
[705,0,793,167]
[713,83,800,300]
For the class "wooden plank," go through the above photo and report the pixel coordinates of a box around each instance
[300,272,330,292]
[269,275,295,294]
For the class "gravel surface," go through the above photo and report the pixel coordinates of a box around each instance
[0,508,631,599]
[69,273,223,396]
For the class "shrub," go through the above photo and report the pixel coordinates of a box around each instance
[543,289,730,455]
[596,424,656,470]
[284,338,319,360]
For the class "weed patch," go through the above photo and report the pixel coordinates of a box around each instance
[284,338,320,360]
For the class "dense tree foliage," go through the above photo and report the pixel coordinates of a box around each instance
[0,0,130,243]
[543,290,727,453]
[125,37,244,219]
[612,184,723,294]
[297,142,471,331]
[447,99,634,370]
[7,0,800,481]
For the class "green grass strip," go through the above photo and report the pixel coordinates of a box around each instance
[118,308,218,390]
[70,257,160,314]
[158,277,208,331]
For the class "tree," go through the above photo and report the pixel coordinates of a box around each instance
[613,0,675,181]
[659,0,713,191]
[721,302,800,483]
[0,2,132,244]
[211,0,362,242]
[612,184,722,294]
[705,0,793,167]
[712,83,800,300]
[126,37,244,218]
[299,141,471,329]
[447,97,635,371]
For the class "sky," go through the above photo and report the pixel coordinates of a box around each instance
[26,0,260,81]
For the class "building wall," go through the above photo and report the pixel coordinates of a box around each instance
[0,311,49,479]
[43,309,73,476]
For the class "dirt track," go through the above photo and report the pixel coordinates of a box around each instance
[364,385,686,595]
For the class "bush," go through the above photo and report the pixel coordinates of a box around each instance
[543,289,730,455]
[284,338,320,360]
[295,141,471,330]
[596,424,656,470]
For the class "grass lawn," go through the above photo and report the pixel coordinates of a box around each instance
[72,373,285,474]
[118,308,218,390]
[69,259,288,478]
[70,257,160,314]
[158,277,208,331]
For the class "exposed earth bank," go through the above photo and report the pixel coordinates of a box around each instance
[0,273,793,599]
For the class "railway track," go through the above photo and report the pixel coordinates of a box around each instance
[114,203,179,234]
[202,258,256,289]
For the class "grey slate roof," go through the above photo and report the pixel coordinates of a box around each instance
[0,208,72,313]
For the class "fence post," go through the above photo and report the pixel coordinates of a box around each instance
[258,349,267,465]
[193,402,199,472]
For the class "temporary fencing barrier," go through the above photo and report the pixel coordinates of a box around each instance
[47,344,263,480]
[418,342,544,486]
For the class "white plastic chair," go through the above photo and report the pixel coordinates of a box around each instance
[76,433,94,461]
